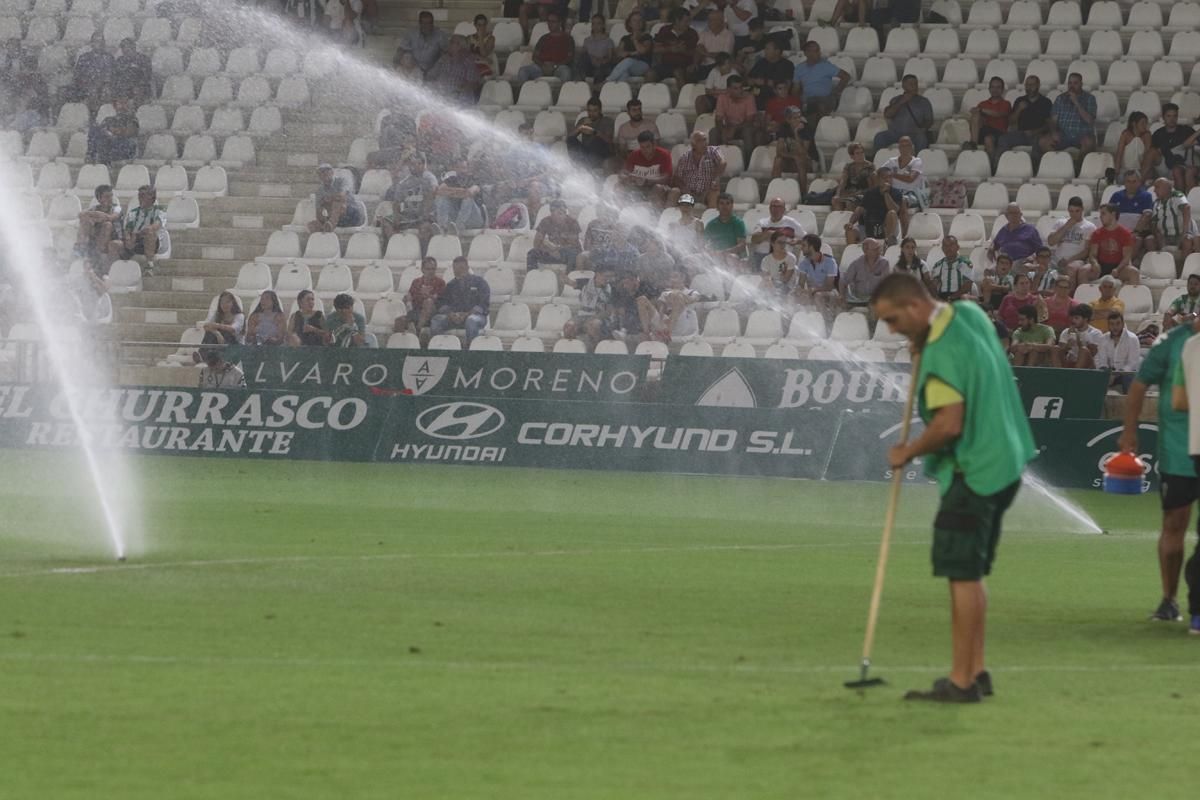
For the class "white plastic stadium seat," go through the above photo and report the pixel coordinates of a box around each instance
[107,260,143,294]
[492,302,532,341]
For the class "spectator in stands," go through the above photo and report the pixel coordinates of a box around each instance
[369,109,418,168]
[245,290,288,347]
[926,235,974,301]
[620,131,673,205]
[565,98,613,170]
[666,193,705,257]
[874,76,933,153]
[881,135,926,210]
[1042,275,1077,333]
[71,255,111,325]
[86,97,139,166]
[12,56,50,126]
[427,34,481,105]
[110,185,166,273]
[1115,112,1154,181]
[696,10,735,79]
[1143,178,1198,260]
[433,159,485,234]
[996,76,1053,168]
[970,77,1011,165]
[981,252,1014,308]
[770,107,810,192]
[197,346,246,389]
[516,0,560,40]
[893,235,925,275]
[1164,274,1200,330]
[846,166,907,246]
[397,256,445,337]
[698,52,739,115]
[527,199,582,270]
[636,234,676,288]
[111,39,152,108]
[199,291,245,349]
[1009,304,1056,366]
[669,131,726,209]
[1052,303,1101,369]
[797,233,839,310]
[653,8,698,85]
[1047,196,1095,285]
[75,184,122,265]
[70,32,114,113]
[1090,275,1125,333]
[401,10,450,75]
[616,100,660,153]
[431,256,489,344]
[704,192,748,268]
[578,203,619,261]
[761,231,799,303]
[1152,103,1200,191]
[792,41,849,122]
[310,164,366,234]
[1083,203,1141,285]
[589,225,641,274]
[1026,246,1059,295]
[608,11,653,83]
[746,40,793,112]
[763,80,804,131]
[467,14,497,79]
[637,268,699,342]
[710,75,760,160]
[517,11,574,82]
[327,293,375,348]
[575,13,614,82]
[840,238,890,308]
[287,289,326,346]
[750,198,805,270]
[989,203,1043,264]
[563,267,616,348]
[833,142,873,212]
[998,273,1047,331]
[393,49,422,80]
[1047,72,1097,160]
[1096,311,1142,388]
[379,150,437,245]
[1113,168,1155,233]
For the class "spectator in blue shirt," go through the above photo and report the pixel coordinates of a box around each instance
[792,41,849,120]
[797,233,839,311]
[1113,169,1156,238]
[431,256,491,344]
[1048,73,1097,157]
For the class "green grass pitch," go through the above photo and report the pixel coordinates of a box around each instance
[0,450,1192,798]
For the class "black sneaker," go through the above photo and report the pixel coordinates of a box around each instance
[1149,599,1183,622]
[904,677,982,704]
[974,670,993,697]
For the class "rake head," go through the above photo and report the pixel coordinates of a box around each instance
[844,659,886,690]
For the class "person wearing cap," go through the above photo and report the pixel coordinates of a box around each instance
[1090,275,1126,333]
[750,198,805,269]
[309,164,366,234]
[669,131,726,210]
[1078,203,1140,287]
[667,193,705,257]
[621,131,673,205]
[112,38,152,106]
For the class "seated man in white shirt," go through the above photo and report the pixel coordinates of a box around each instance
[1052,303,1103,369]
[881,135,925,211]
[748,197,805,270]
[1095,310,1144,392]
[1045,195,1095,274]
[637,268,700,342]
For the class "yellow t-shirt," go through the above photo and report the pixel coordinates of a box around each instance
[1091,297,1124,333]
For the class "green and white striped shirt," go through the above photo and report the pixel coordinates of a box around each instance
[1169,292,1200,318]
[930,256,973,296]
[1152,191,1196,240]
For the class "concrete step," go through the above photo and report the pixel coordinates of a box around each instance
[153,259,246,280]
[196,211,294,229]
[169,227,275,247]
[208,196,301,215]
[230,180,310,199]
[146,274,244,294]
[114,290,212,310]
[170,242,265,261]
[115,321,193,343]
[117,307,209,326]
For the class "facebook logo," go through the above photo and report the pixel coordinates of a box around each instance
[1030,396,1064,419]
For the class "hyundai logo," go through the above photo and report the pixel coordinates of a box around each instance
[415,402,506,441]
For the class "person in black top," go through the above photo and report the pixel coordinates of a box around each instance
[1151,103,1200,191]
[746,40,794,111]
[846,166,908,245]
[997,75,1054,167]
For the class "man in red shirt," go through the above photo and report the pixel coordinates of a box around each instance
[517,11,574,82]
[620,131,673,206]
[1078,203,1141,286]
[970,77,1011,164]
[397,256,447,338]
[712,74,761,161]
[653,8,698,85]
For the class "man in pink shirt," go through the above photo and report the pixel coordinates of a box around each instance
[711,74,761,161]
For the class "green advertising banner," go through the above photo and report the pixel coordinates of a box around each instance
[0,384,388,461]
[1028,418,1159,491]
[235,347,651,402]
[657,357,1110,419]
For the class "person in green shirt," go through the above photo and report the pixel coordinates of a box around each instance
[703,192,748,269]
[871,272,1037,703]
[1008,304,1056,366]
[1121,320,1199,623]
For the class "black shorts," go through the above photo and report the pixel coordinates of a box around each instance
[978,128,1003,145]
[1160,472,1199,511]
[932,475,1021,580]
[1098,261,1120,277]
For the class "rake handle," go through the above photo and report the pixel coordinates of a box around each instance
[859,351,922,667]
